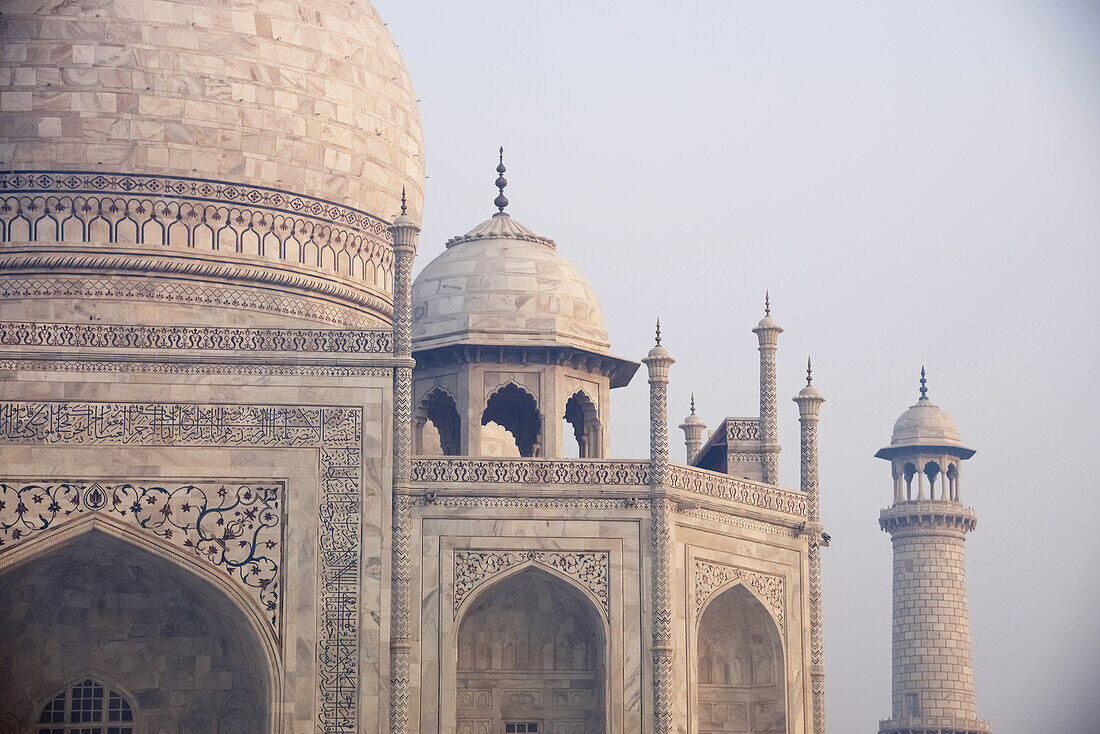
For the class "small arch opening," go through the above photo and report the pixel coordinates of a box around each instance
[563,391,600,459]
[481,384,541,457]
[946,463,959,501]
[36,677,135,733]
[903,462,917,501]
[415,388,461,456]
[924,461,941,500]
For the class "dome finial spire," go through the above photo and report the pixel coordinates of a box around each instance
[494,146,509,213]
[655,317,662,346]
[919,365,928,401]
[690,392,696,414]
[765,290,771,316]
[806,356,813,386]
[400,186,407,216]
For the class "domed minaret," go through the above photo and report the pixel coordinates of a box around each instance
[678,393,707,462]
[875,369,992,734]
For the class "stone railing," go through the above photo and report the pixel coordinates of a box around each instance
[410,458,651,486]
[879,716,992,734]
[667,464,807,517]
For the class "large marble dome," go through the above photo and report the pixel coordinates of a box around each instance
[0,0,423,328]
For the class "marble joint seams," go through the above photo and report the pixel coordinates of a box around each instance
[0,400,365,734]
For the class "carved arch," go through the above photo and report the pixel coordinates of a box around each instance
[482,382,542,457]
[0,513,282,730]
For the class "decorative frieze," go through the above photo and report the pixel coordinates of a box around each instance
[0,359,390,378]
[453,549,610,618]
[694,558,785,631]
[0,322,392,353]
[668,464,807,517]
[411,458,651,486]
[726,419,761,442]
[0,400,363,734]
[0,480,282,628]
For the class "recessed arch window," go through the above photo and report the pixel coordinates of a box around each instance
[38,678,135,734]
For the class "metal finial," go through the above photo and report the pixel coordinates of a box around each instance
[806,356,813,386]
[919,365,928,400]
[690,392,696,415]
[494,147,509,213]
[655,317,662,346]
[765,290,771,316]
[400,186,407,216]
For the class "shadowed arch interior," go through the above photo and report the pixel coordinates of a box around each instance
[456,567,606,732]
[696,584,786,734]
[563,390,600,459]
[0,531,270,734]
[481,383,541,457]
[416,387,461,455]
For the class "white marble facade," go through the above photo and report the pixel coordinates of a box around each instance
[0,2,831,734]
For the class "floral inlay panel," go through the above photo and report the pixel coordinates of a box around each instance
[0,400,363,734]
[453,550,610,618]
[694,558,785,631]
[0,481,282,627]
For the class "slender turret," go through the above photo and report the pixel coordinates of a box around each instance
[678,393,707,462]
[752,292,782,483]
[875,370,991,734]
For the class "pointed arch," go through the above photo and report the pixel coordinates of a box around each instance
[482,382,541,457]
[455,566,608,733]
[415,386,461,456]
[0,514,280,732]
[694,582,787,734]
[563,389,601,458]
[35,675,137,733]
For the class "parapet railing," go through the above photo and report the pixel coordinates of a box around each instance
[409,458,808,518]
[667,464,807,517]
[409,458,651,486]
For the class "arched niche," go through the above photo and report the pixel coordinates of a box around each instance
[416,387,461,456]
[456,567,607,733]
[695,584,786,734]
[481,383,542,457]
[0,528,273,733]
[563,390,600,459]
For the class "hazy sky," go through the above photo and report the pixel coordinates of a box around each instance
[374,1,1100,730]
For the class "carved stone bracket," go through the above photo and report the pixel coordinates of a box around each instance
[693,558,785,631]
[0,400,363,734]
[453,549,610,618]
[0,480,283,628]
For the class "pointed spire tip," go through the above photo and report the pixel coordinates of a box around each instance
[806,356,813,386]
[654,317,662,346]
[919,365,928,401]
[690,392,696,414]
[493,147,509,213]
[765,290,771,316]
[400,186,407,216]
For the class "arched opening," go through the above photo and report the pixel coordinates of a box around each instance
[481,384,542,457]
[903,462,917,501]
[696,584,786,734]
[923,461,941,500]
[36,677,135,733]
[562,391,600,459]
[456,567,606,733]
[946,463,959,501]
[415,388,461,456]
[0,531,270,733]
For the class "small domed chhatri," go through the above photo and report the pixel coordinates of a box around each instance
[412,152,610,354]
[879,367,975,457]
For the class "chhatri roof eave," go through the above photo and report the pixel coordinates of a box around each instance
[444,212,557,249]
[411,341,642,389]
[874,442,977,461]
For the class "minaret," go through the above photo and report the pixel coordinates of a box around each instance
[642,319,675,734]
[752,292,782,483]
[875,370,991,734]
[793,358,827,734]
[389,187,420,734]
[678,393,707,462]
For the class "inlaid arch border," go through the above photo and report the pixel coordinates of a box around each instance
[0,512,282,734]
[452,549,610,621]
[692,557,785,633]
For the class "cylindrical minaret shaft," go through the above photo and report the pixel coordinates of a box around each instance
[876,373,991,734]
[642,319,675,734]
[678,393,706,463]
[752,293,783,484]
[389,190,420,734]
[794,358,827,734]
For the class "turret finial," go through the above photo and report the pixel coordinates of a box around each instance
[690,392,696,414]
[494,146,509,213]
[806,356,813,386]
[765,290,771,316]
[655,317,662,346]
[919,365,928,401]
[400,186,407,216]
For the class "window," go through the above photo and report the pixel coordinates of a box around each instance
[504,724,539,733]
[38,679,134,734]
[905,692,921,717]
